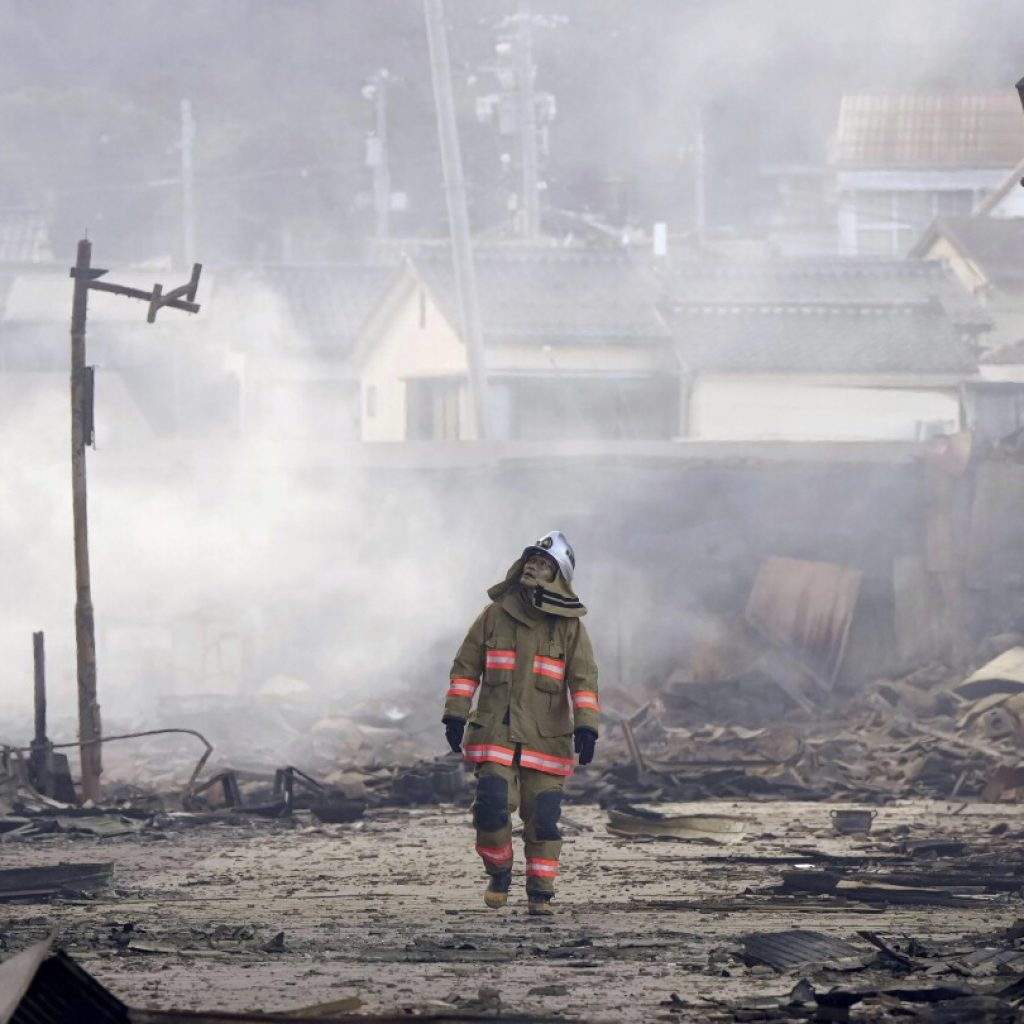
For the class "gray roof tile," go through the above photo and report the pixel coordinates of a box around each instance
[413,249,671,342]
[228,264,399,354]
[665,257,985,373]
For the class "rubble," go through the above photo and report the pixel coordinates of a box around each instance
[606,804,750,842]
[566,635,1024,809]
[0,862,113,902]
[740,930,863,971]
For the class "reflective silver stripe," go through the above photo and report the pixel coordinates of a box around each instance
[533,656,565,679]
[477,845,513,861]
[464,745,515,763]
[526,863,559,876]
[520,752,573,776]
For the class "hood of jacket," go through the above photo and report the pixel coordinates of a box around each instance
[487,557,587,618]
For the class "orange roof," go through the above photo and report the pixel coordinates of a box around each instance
[833,95,1024,169]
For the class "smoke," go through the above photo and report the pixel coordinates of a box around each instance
[0,0,1022,745]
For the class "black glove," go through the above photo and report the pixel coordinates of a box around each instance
[574,727,598,766]
[442,715,465,753]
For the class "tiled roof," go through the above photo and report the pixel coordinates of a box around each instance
[670,303,975,374]
[229,264,399,353]
[833,95,1024,169]
[665,258,985,374]
[913,217,1024,292]
[413,249,671,342]
[665,257,970,305]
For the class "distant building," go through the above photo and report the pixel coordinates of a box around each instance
[0,215,52,263]
[967,338,1024,444]
[216,264,396,441]
[352,249,676,441]
[911,216,1024,351]
[832,95,1024,256]
[665,257,990,441]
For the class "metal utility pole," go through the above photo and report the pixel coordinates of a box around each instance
[424,0,490,439]
[694,106,706,245]
[515,1,541,239]
[366,70,392,241]
[69,239,202,802]
[180,99,196,268]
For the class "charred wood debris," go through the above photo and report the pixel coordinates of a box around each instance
[10,564,1024,1019]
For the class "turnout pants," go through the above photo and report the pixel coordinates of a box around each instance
[472,758,564,896]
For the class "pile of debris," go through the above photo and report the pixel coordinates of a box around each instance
[559,551,1024,807]
[569,638,1024,807]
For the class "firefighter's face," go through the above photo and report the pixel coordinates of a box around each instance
[521,553,557,585]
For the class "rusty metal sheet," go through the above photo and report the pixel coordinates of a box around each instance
[744,557,863,690]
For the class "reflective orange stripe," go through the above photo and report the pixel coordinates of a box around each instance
[526,857,559,877]
[533,656,565,680]
[464,744,515,766]
[485,650,516,670]
[572,690,599,711]
[476,841,513,864]
[520,749,574,776]
[447,677,479,699]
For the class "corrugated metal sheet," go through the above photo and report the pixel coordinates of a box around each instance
[742,930,859,970]
[0,941,50,1024]
[745,556,863,689]
[834,95,1024,169]
[3,944,129,1024]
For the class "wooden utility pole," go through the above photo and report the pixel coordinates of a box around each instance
[29,631,53,797]
[70,240,100,801]
[515,0,541,239]
[68,239,202,803]
[424,0,490,439]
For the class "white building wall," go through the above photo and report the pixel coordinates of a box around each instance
[359,286,470,441]
[692,377,960,441]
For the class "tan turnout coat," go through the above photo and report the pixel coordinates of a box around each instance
[444,569,599,777]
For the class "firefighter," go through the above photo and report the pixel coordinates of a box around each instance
[442,531,599,915]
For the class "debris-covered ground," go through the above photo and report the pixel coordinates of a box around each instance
[9,607,1024,1019]
[6,798,1024,1021]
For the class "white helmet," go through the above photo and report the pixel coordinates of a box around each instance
[522,530,576,584]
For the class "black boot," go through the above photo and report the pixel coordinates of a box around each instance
[484,869,512,909]
[527,890,554,917]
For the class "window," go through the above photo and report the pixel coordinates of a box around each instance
[852,189,979,256]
